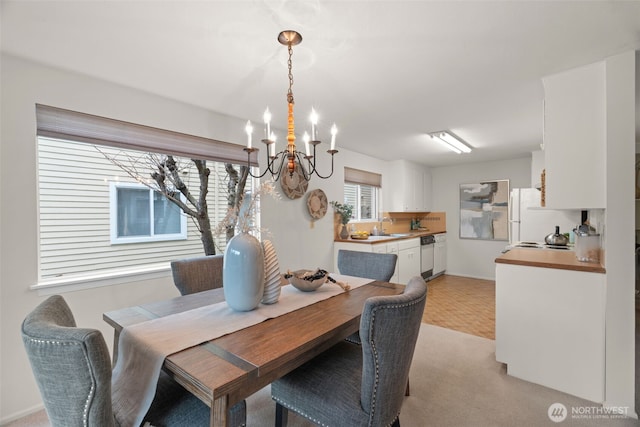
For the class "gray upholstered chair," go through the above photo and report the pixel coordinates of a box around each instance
[271,276,427,427]
[337,249,398,345]
[170,254,224,295]
[337,249,397,283]
[21,295,246,427]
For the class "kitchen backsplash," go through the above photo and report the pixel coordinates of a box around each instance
[345,212,447,235]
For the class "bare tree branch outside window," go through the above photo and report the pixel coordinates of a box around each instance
[96,147,249,255]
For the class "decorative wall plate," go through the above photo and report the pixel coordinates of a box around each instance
[280,162,309,199]
[306,189,328,220]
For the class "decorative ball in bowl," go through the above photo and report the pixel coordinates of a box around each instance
[285,269,327,292]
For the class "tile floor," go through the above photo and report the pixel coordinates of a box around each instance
[421,274,496,340]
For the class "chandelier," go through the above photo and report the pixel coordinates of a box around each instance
[243,30,338,181]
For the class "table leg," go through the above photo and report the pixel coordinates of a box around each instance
[211,395,229,427]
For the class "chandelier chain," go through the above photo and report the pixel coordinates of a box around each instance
[287,43,294,105]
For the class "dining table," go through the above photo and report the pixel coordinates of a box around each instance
[103,274,404,427]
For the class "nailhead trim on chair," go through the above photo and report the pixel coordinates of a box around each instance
[272,398,330,427]
[24,337,96,427]
[273,286,424,427]
[365,294,427,427]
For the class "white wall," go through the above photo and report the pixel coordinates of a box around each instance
[531,149,545,188]
[603,50,636,412]
[431,157,532,280]
[261,148,387,274]
[0,54,388,422]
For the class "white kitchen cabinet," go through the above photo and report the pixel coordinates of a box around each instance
[383,242,399,283]
[433,233,447,276]
[397,238,420,283]
[495,263,605,402]
[385,160,431,212]
[542,61,606,209]
[332,238,424,284]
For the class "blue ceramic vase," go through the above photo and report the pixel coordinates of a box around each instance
[223,232,265,311]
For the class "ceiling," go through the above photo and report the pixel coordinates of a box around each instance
[2,1,640,167]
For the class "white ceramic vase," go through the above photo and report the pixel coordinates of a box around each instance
[223,232,265,311]
[261,240,281,304]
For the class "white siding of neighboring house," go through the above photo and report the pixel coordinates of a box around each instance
[37,137,233,280]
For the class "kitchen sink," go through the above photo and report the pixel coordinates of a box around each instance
[366,235,395,240]
[366,233,413,240]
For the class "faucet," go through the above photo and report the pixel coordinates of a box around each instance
[378,216,394,235]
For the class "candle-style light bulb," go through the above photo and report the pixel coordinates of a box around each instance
[310,108,318,141]
[330,123,337,150]
[303,131,311,156]
[263,108,271,140]
[245,120,253,149]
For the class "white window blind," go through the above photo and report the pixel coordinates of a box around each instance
[35,104,257,166]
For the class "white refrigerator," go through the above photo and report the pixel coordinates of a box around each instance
[508,188,580,244]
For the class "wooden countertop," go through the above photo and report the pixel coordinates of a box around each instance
[495,248,605,274]
[334,230,443,244]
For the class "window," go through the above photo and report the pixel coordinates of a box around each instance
[344,183,378,220]
[110,182,187,243]
[37,137,239,281]
[35,104,256,286]
[343,167,381,221]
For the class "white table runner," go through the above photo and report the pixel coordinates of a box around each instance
[112,274,372,426]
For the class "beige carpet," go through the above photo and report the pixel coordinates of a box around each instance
[8,324,637,426]
[243,324,637,427]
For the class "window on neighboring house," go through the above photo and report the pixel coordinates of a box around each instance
[35,104,257,285]
[110,182,187,244]
[343,167,381,221]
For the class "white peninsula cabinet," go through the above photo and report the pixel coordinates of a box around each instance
[495,249,606,402]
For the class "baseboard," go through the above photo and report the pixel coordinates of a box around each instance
[1,403,45,425]
[443,271,496,282]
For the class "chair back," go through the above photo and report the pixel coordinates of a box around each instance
[21,295,115,427]
[359,276,427,426]
[337,249,397,282]
[171,254,224,295]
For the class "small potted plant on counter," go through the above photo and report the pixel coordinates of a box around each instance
[330,201,353,239]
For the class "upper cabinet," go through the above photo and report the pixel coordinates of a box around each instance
[542,62,606,209]
[384,160,431,212]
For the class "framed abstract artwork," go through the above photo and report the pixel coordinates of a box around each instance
[459,180,509,240]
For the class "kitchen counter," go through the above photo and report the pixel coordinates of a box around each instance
[495,248,605,274]
[334,230,442,244]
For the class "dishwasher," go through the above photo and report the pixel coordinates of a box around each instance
[420,235,435,280]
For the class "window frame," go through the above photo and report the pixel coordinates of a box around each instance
[109,181,188,244]
[33,105,257,294]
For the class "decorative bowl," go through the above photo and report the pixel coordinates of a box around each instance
[286,270,327,292]
[350,232,370,240]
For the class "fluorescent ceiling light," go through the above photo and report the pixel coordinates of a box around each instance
[429,131,472,154]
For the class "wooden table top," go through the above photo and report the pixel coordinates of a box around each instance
[103,280,403,426]
[495,248,605,274]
